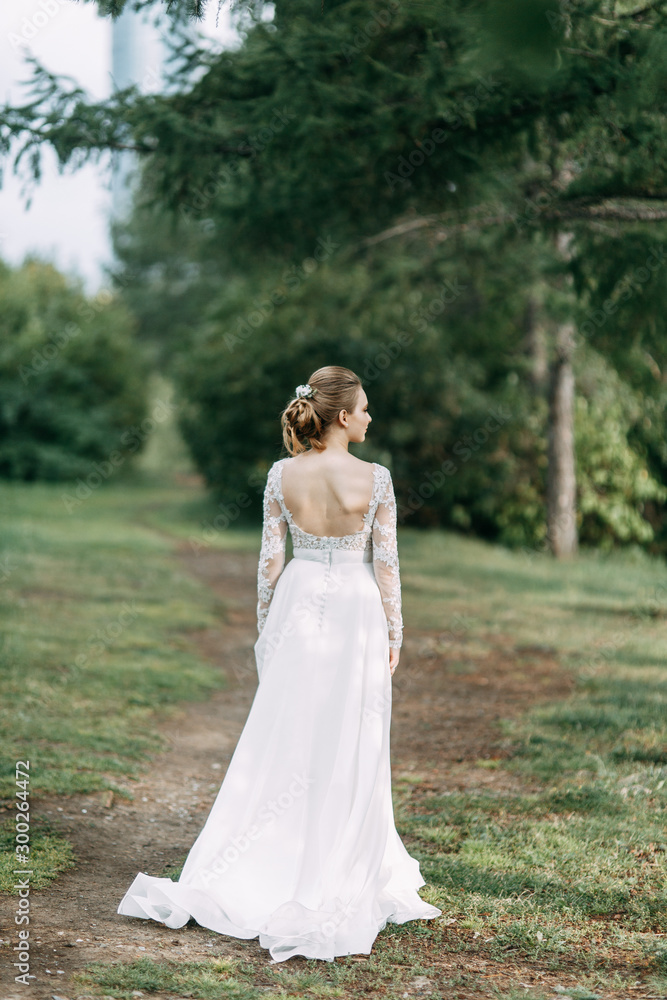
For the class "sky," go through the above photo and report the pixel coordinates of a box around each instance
[0,1,239,292]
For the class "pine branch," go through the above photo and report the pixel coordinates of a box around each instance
[617,0,667,18]
[541,199,667,223]
[355,198,667,251]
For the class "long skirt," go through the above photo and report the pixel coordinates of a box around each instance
[117,546,441,962]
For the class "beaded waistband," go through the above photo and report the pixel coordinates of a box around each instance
[292,547,372,564]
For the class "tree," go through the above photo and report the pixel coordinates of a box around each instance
[3,0,667,549]
[107,203,223,368]
[0,257,149,482]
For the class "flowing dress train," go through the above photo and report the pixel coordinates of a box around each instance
[117,459,441,962]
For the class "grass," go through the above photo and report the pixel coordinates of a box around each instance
[399,782,667,955]
[2,393,667,996]
[0,477,229,801]
[70,506,667,997]
[393,528,667,990]
[72,950,549,1000]
[0,814,75,892]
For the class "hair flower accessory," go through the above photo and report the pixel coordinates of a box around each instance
[295,384,316,399]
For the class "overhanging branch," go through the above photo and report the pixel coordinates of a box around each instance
[355,197,667,252]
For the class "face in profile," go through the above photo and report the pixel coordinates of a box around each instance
[345,387,372,443]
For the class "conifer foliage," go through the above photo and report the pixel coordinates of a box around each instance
[2,0,667,548]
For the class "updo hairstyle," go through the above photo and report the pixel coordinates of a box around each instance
[281,366,362,456]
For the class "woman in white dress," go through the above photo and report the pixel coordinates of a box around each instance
[117,365,441,962]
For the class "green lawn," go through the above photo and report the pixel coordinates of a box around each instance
[0,478,230,807]
[1,446,666,997]
[395,529,667,994]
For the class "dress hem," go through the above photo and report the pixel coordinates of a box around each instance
[117,871,442,963]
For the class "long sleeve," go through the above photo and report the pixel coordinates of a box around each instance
[372,468,403,650]
[257,463,288,634]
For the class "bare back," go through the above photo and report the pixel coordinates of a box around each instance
[280,452,375,538]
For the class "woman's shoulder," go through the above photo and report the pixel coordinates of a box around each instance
[265,457,288,492]
[370,461,391,475]
[344,457,394,499]
[271,453,393,483]
[342,454,390,474]
[330,454,394,484]
[336,455,394,491]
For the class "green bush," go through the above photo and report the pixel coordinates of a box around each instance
[174,253,663,551]
[0,257,148,481]
[173,254,524,532]
[173,253,545,542]
[575,349,667,550]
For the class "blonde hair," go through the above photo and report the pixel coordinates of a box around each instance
[281,366,362,456]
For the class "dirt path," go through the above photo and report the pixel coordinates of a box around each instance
[1,543,574,1000]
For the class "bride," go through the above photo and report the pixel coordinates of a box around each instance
[117,365,441,962]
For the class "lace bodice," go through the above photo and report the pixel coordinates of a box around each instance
[257,459,403,648]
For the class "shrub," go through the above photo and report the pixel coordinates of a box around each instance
[0,257,148,481]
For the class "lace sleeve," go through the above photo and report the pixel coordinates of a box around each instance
[372,467,403,650]
[257,462,288,635]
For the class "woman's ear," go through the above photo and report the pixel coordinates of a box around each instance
[338,409,348,428]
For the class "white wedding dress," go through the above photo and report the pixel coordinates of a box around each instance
[117,459,441,962]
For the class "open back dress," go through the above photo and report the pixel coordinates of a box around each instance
[117,459,441,962]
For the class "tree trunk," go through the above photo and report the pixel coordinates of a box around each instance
[546,320,578,557]
[523,293,548,391]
